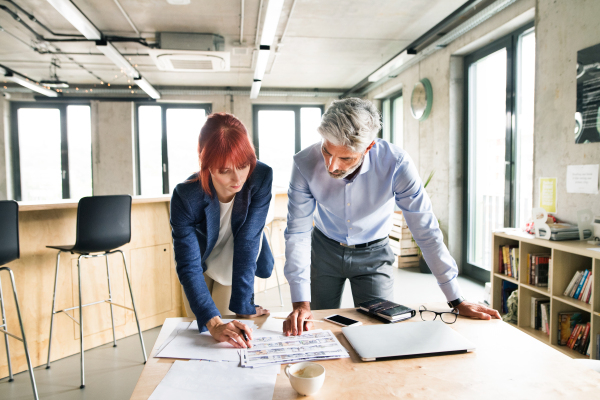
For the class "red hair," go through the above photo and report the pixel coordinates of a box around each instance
[195,113,257,196]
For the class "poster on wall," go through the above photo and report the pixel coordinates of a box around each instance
[575,42,600,143]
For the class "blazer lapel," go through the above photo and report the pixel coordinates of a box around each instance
[231,184,250,237]
[204,182,220,258]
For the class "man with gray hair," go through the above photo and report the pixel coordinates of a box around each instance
[282,98,499,336]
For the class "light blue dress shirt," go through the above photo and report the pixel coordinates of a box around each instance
[283,139,462,303]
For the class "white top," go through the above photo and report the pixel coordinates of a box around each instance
[204,197,236,286]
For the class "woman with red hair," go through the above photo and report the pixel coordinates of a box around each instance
[170,113,274,348]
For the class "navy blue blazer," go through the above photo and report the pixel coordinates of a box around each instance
[170,161,274,330]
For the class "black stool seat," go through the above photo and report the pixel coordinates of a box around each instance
[46,195,132,254]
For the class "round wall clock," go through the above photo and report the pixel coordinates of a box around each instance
[410,78,433,121]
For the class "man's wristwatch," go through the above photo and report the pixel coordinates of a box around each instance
[447,296,466,310]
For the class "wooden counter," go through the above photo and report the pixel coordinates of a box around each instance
[131,308,600,400]
[0,196,183,379]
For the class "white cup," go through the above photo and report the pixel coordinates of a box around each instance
[284,362,326,396]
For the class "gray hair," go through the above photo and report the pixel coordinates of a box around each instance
[317,98,381,153]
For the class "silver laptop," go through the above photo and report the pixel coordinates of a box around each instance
[342,321,476,361]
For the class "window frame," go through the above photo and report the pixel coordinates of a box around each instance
[462,22,534,282]
[379,91,403,145]
[251,104,325,159]
[10,101,92,201]
[134,102,212,195]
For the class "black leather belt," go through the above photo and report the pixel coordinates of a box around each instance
[339,237,387,248]
[316,228,387,249]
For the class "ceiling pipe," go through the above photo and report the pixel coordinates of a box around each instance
[254,0,264,46]
[112,0,141,37]
[239,0,245,43]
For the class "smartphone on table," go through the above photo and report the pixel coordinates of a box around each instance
[324,314,362,327]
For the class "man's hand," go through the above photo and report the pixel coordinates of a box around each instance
[206,316,253,348]
[236,305,270,319]
[283,302,314,336]
[456,301,501,320]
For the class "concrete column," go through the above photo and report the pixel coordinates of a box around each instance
[0,97,10,200]
[91,101,136,195]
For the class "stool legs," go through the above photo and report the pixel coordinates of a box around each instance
[46,251,61,369]
[0,267,39,400]
[117,250,147,363]
[77,255,85,389]
[0,275,14,382]
[105,256,117,347]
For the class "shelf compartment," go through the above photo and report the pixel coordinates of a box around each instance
[553,294,592,313]
[552,250,593,298]
[519,242,552,286]
[520,326,550,344]
[492,236,520,276]
[518,285,551,332]
[551,344,590,359]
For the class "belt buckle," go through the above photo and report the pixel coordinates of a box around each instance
[340,242,356,248]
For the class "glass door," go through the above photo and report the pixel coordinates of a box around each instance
[463,24,535,282]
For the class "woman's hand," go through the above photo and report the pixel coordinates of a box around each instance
[236,305,270,319]
[206,316,253,348]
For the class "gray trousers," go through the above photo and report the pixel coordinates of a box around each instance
[310,228,395,310]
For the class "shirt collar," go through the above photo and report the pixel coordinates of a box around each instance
[343,150,371,182]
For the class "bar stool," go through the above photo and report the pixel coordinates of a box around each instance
[45,195,147,389]
[0,200,39,400]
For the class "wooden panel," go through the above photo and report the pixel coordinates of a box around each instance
[130,245,173,320]
[0,201,184,379]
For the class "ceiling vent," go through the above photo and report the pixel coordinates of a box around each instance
[148,49,230,72]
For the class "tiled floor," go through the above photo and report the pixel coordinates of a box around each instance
[0,267,484,400]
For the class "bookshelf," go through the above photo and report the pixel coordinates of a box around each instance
[492,232,600,360]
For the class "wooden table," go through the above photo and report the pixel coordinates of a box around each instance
[131,307,600,399]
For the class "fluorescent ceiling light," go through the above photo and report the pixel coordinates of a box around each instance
[96,41,140,78]
[368,50,415,82]
[134,76,161,99]
[253,46,270,81]
[260,0,284,46]
[5,74,58,97]
[46,0,102,40]
[250,80,261,99]
[166,0,190,4]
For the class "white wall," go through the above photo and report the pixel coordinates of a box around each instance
[533,0,600,223]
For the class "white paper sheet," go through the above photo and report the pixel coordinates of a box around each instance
[241,329,349,368]
[587,247,600,252]
[149,361,279,400]
[155,319,257,362]
[566,164,599,194]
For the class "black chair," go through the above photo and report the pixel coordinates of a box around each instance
[45,195,146,389]
[0,200,38,400]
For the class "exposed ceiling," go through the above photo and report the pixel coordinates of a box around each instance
[0,0,470,90]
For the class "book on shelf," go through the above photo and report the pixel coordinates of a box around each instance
[501,281,518,314]
[557,312,588,346]
[499,245,519,278]
[540,303,549,334]
[527,253,550,287]
[564,270,593,304]
[530,297,550,332]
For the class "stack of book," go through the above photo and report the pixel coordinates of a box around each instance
[389,211,419,268]
[356,298,416,323]
[498,245,519,279]
[558,312,591,356]
[563,270,593,304]
[526,254,551,287]
[530,297,550,334]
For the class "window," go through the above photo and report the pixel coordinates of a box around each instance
[135,103,211,195]
[463,24,535,281]
[380,92,403,146]
[252,105,324,188]
[10,102,93,201]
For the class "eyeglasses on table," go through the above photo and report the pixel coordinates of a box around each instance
[419,305,459,324]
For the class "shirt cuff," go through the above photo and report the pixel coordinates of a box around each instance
[438,277,463,303]
[290,282,311,303]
